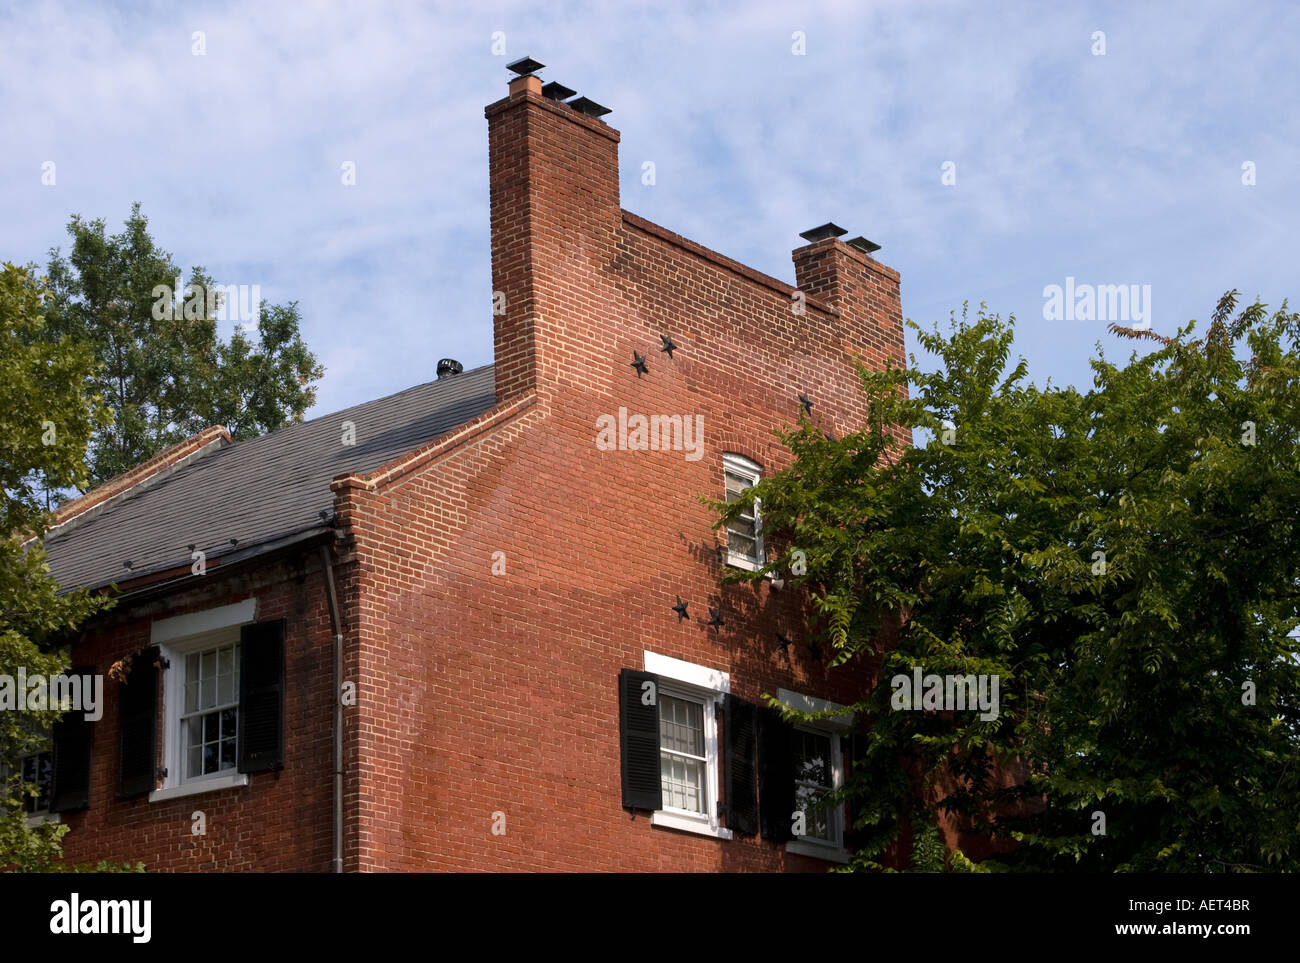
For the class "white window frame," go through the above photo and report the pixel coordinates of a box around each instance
[722,453,763,572]
[149,600,256,803]
[778,687,851,864]
[4,741,59,829]
[644,651,732,841]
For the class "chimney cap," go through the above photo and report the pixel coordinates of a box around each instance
[567,95,611,118]
[436,358,464,378]
[846,235,882,254]
[541,81,577,101]
[506,56,545,76]
[799,222,848,242]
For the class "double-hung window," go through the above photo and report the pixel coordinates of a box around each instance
[778,688,850,863]
[143,598,285,803]
[618,652,732,840]
[723,454,763,570]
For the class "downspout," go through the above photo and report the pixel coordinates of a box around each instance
[318,542,345,874]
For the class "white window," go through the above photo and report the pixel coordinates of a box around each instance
[644,651,731,840]
[179,639,240,781]
[793,727,841,845]
[779,688,851,863]
[149,600,255,802]
[723,453,763,571]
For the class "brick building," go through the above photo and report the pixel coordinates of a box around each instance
[33,64,908,872]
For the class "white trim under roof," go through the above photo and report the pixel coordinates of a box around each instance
[150,598,256,645]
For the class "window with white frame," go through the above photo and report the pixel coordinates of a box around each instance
[644,651,732,840]
[779,688,850,861]
[793,727,840,846]
[723,453,763,570]
[659,690,707,815]
[19,750,53,816]
[179,639,240,780]
[149,598,257,800]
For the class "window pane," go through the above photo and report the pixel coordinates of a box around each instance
[796,783,832,841]
[187,746,202,780]
[659,695,703,756]
[201,676,217,710]
[218,645,234,676]
[660,752,704,813]
[201,650,216,679]
[797,732,832,786]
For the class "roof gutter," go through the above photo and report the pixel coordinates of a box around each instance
[318,542,345,875]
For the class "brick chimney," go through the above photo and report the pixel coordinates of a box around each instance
[485,72,621,402]
[792,236,905,372]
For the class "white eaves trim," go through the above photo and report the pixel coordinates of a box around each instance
[151,598,256,646]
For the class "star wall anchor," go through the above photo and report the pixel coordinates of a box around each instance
[808,641,822,663]
[631,352,649,377]
[707,607,725,634]
[660,334,677,359]
[672,597,690,622]
[798,392,813,415]
[775,632,792,657]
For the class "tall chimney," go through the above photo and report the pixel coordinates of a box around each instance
[485,69,621,402]
[792,232,905,373]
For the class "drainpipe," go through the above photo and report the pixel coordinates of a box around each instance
[318,543,344,874]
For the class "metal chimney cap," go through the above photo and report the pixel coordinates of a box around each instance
[846,236,882,254]
[506,56,545,76]
[541,81,577,101]
[436,358,464,378]
[799,222,848,242]
[567,95,611,118]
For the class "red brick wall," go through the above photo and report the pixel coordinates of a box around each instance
[331,78,909,871]
[57,552,335,872]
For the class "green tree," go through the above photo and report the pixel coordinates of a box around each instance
[0,263,115,870]
[718,294,1300,872]
[40,203,323,489]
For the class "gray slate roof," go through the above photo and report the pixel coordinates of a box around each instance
[45,364,497,592]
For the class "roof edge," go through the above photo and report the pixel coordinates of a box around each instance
[47,426,232,540]
[331,391,538,494]
[620,210,840,314]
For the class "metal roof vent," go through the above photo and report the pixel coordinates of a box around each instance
[436,359,464,379]
[506,56,545,77]
[541,81,577,101]
[846,236,882,255]
[567,95,611,118]
[798,222,847,243]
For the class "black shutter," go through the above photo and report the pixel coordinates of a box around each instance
[724,694,758,836]
[118,648,158,798]
[238,619,285,773]
[619,668,662,811]
[49,666,95,813]
[758,705,795,841]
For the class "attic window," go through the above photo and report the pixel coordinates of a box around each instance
[723,453,763,571]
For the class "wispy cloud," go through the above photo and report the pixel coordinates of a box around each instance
[2,0,1295,413]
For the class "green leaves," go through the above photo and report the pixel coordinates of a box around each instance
[40,204,324,491]
[0,263,113,871]
[720,297,1300,872]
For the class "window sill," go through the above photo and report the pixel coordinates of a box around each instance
[652,811,734,841]
[786,839,851,864]
[149,772,248,803]
[25,813,59,829]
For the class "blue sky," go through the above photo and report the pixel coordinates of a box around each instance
[2,0,1296,417]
